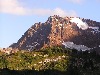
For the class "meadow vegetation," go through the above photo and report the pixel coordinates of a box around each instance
[0,47,100,75]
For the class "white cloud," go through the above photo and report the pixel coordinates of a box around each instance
[0,0,77,17]
[30,8,77,17]
[30,9,52,16]
[52,8,77,17]
[0,0,48,15]
[0,0,28,15]
[66,0,83,4]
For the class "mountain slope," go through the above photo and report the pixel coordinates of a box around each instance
[10,15,100,52]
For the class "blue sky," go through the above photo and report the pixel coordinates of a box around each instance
[0,0,100,48]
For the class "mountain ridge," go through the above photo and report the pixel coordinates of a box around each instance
[10,15,100,54]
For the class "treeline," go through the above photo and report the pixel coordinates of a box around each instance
[0,47,100,75]
[0,47,69,71]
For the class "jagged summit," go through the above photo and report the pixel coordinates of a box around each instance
[10,15,100,53]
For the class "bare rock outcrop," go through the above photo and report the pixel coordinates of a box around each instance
[10,15,100,53]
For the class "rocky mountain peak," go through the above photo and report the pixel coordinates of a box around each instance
[10,15,100,53]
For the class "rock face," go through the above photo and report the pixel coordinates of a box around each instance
[10,15,100,52]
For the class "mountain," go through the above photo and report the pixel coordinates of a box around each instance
[10,15,100,53]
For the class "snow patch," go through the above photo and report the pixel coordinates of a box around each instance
[89,26,100,33]
[70,17,88,30]
[26,42,40,50]
[62,42,91,51]
[89,26,99,30]
[99,45,100,47]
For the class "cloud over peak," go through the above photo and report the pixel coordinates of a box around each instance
[52,8,77,17]
[30,8,77,17]
[0,0,77,17]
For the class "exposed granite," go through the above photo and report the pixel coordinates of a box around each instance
[10,15,100,53]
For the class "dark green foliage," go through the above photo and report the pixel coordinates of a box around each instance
[0,56,8,69]
[0,47,100,75]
